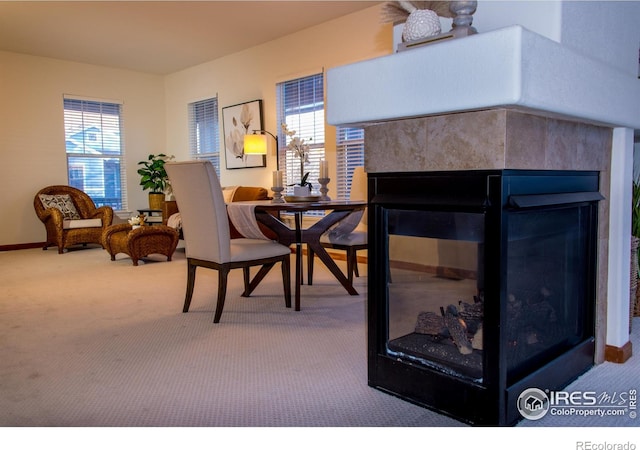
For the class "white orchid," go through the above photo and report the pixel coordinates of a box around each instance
[282,123,313,188]
[281,123,310,160]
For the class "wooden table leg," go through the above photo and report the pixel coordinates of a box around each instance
[294,212,303,310]
[304,211,359,295]
[306,241,359,295]
[253,208,363,308]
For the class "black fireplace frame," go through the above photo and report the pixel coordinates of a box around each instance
[367,170,601,426]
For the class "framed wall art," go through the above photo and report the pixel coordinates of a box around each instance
[222,99,266,169]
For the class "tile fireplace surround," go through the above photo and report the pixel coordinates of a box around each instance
[327,25,640,364]
[363,108,611,363]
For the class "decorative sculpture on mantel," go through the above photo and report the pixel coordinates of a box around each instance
[382,1,478,51]
[449,1,478,38]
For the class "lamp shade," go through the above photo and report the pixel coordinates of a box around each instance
[244,134,268,155]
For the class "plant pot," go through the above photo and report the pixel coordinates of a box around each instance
[632,236,640,331]
[148,192,165,210]
[293,186,311,196]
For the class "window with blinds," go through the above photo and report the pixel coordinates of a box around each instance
[335,127,365,199]
[188,97,220,176]
[276,73,325,191]
[63,97,126,211]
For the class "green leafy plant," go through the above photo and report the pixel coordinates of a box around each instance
[632,180,640,279]
[137,154,174,193]
[289,172,313,189]
[633,180,640,238]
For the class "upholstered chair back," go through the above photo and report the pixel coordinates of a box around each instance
[165,161,231,263]
[350,166,367,228]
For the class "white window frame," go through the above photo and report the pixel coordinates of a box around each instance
[276,73,325,193]
[188,96,221,176]
[335,127,365,200]
[63,96,127,211]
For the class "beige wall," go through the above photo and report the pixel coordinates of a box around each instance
[164,5,391,188]
[0,5,392,247]
[0,51,166,246]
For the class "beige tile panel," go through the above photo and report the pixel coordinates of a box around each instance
[364,108,612,173]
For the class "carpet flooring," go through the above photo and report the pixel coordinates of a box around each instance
[0,246,463,427]
[1,245,638,446]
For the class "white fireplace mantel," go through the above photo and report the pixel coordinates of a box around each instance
[327,25,640,130]
[327,24,640,359]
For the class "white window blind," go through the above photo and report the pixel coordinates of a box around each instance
[188,96,220,176]
[276,73,325,191]
[63,97,127,211]
[335,126,365,199]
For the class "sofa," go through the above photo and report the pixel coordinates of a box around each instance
[163,185,276,239]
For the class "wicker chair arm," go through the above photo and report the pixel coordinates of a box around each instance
[89,205,114,226]
[38,206,64,225]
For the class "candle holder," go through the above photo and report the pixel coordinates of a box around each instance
[271,186,285,203]
[318,177,331,201]
[450,1,478,38]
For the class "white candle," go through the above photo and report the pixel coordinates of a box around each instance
[320,160,328,178]
[273,170,283,187]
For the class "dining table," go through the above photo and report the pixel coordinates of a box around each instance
[227,199,366,311]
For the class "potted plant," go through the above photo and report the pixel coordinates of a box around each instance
[631,179,640,325]
[137,153,174,210]
[282,123,313,196]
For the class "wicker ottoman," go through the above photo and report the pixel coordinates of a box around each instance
[103,223,179,266]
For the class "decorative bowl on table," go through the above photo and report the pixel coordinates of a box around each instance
[284,195,322,203]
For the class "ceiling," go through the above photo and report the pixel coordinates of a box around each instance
[0,1,381,75]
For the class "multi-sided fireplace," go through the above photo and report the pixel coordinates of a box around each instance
[367,169,602,426]
[323,20,632,426]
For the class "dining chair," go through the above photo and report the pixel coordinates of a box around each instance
[307,166,368,285]
[165,161,291,323]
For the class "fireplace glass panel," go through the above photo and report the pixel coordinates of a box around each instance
[505,205,592,383]
[386,209,485,381]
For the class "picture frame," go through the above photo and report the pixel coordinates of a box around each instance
[222,99,266,169]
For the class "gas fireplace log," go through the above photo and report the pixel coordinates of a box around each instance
[415,311,447,335]
[458,299,483,322]
[472,324,483,350]
[443,305,473,355]
[458,298,484,334]
[414,296,485,354]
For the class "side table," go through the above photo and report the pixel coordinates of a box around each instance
[103,223,179,266]
[137,208,163,226]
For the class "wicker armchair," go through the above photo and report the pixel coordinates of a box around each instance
[34,185,114,253]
